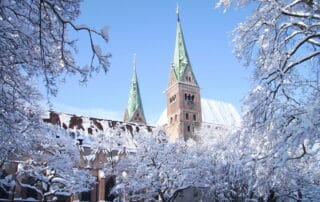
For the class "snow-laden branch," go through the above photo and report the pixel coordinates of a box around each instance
[217,0,320,200]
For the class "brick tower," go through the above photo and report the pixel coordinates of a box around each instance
[166,7,202,141]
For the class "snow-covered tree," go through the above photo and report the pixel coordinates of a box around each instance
[0,0,110,162]
[0,125,96,200]
[191,126,255,201]
[112,126,253,202]
[15,125,95,201]
[113,129,206,201]
[217,0,320,200]
[0,0,110,198]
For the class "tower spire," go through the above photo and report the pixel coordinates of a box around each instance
[166,6,202,141]
[176,3,180,22]
[124,54,146,124]
[133,53,136,71]
[172,7,198,85]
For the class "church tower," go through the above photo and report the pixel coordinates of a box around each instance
[124,54,146,124]
[166,7,202,141]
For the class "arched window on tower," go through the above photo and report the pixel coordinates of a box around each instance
[169,95,176,104]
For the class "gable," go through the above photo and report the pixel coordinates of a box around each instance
[181,66,198,85]
[168,70,178,87]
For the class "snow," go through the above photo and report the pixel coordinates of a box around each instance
[156,98,241,127]
[42,111,155,160]
[98,170,105,178]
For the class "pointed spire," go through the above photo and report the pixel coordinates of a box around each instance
[176,3,180,22]
[172,7,198,85]
[124,54,146,124]
[133,53,136,72]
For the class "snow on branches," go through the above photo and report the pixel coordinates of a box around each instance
[217,0,320,200]
[0,0,110,198]
[0,0,110,93]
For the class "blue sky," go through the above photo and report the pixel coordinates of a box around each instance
[47,1,251,125]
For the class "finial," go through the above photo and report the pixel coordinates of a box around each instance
[133,53,136,71]
[176,3,180,22]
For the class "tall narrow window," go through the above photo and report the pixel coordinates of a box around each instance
[186,113,189,120]
[187,125,190,132]
[175,114,177,121]
[193,114,196,121]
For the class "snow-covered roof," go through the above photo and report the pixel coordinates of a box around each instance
[156,98,241,127]
[43,111,154,151]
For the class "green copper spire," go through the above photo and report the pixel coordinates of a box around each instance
[124,54,146,123]
[172,7,198,85]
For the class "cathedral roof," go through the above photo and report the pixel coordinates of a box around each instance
[125,56,146,122]
[171,9,198,85]
[156,98,242,128]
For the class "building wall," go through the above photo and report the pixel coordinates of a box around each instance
[166,71,202,141]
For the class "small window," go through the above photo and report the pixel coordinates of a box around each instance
[170,117,173,123]
[193,114,196,121]
[191,95,194,101]
[187,125,190,132]
[186,113,189,120]
[169,95,176,104]
[185,93,187,100]
[175,114,177,121]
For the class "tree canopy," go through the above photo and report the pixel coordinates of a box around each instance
[0,0,110,198]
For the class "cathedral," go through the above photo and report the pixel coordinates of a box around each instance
[1,8,241,202]
[124,8,241,141]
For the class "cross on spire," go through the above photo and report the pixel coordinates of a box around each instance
[176,3,180,22]
[133,53,136,71]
